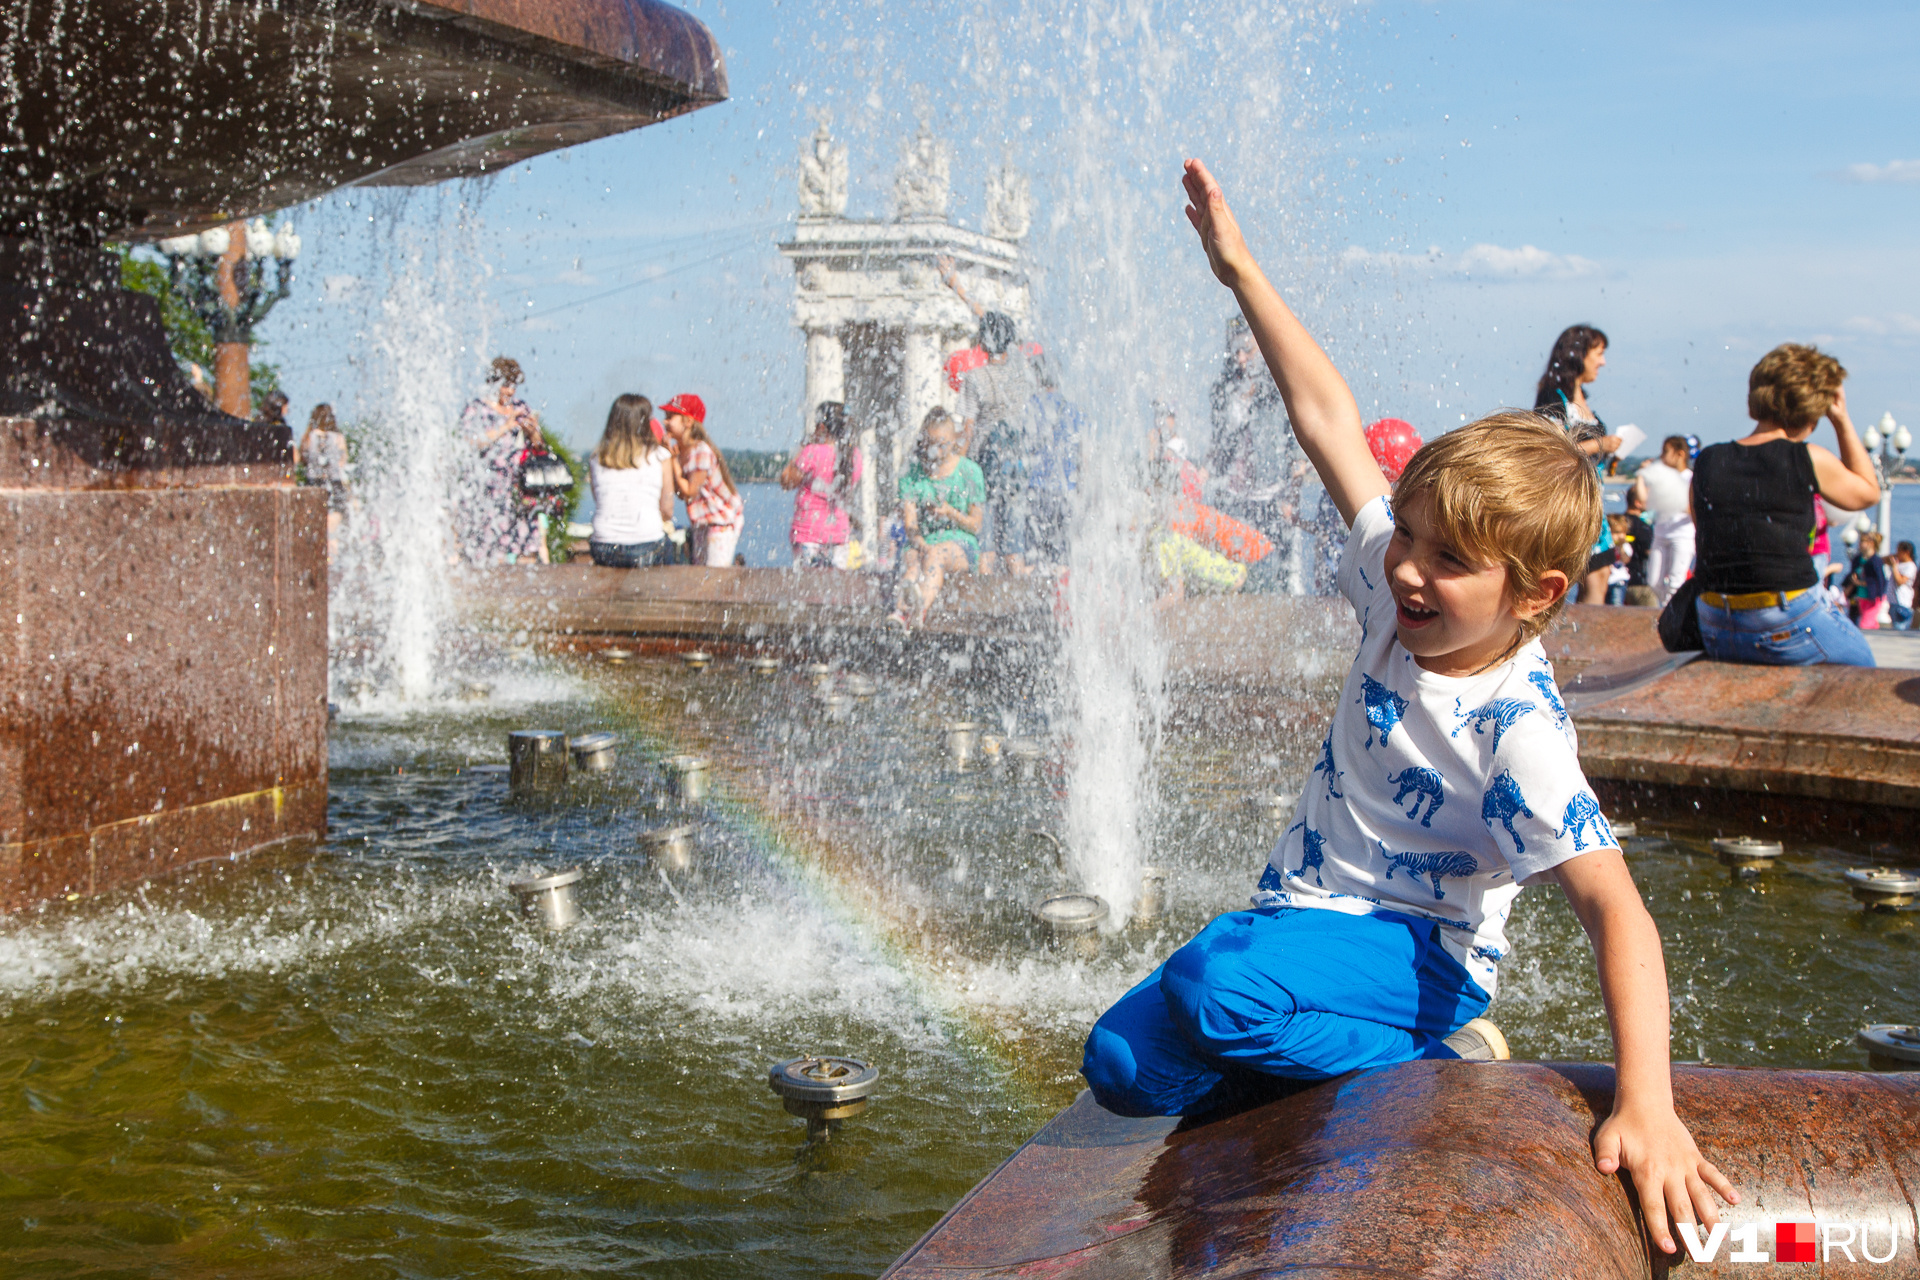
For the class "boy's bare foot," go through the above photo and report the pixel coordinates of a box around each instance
[1443,1017,1511,1061]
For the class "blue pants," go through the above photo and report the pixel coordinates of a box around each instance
[1082,908,1490,1117]
[589,539,670,568]
[1696,592,1875,668]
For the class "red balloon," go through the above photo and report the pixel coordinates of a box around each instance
[1365,417,1423,480]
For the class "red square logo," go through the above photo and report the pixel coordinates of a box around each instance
[1776,1221,1816,1263]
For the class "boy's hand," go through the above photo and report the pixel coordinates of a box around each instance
[1594,1099,1739,1256]
[1181,159,1258,290]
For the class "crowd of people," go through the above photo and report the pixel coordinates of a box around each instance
[281,303,1905,672]
[1519,327,1903,667]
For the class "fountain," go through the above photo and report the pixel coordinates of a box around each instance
[0,0,726,908]
[4,2,1917,1275]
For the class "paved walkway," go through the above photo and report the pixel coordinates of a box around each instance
[1866,628,1920,670]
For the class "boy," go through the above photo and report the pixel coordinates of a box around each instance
[1081,159,1737,1257]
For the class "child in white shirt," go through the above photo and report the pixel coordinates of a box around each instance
[1081,158,1737,1261]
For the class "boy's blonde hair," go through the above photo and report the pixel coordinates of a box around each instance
[1748,343,1845,431]
[1394,411,1600,646]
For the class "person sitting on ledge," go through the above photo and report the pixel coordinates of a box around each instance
[1690,344,1879,667]
[890,408,984,628]
[585,394,674,568]
[1081,158,1739,1262]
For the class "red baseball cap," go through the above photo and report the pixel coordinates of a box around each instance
[1365,418,1423,481]
[945,346,987,392]
[661,393,706,423]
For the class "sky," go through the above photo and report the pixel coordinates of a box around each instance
[245,0,1920,460]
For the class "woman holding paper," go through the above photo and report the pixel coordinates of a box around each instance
[1535,324,1625,602]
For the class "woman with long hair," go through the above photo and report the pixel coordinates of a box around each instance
[298,402,349,560]
[780,400,865,568]
[456,356,549,565]
[586,394,675,568]
[662,392,745,567]
[1534,325,1624,603]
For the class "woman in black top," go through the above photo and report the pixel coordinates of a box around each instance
[1690,343,1880,666]
[1534,324,1625,604]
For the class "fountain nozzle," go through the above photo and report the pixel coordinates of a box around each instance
[510,866,583,929]
[1035,892,1110,958]
[662,755,710,801]
[769,1055,878,1141]
[1712,836,1782,877]
[508,730,569,794]
[1846,867,1920,911]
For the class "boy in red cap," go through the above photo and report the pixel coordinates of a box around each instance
[662,393,745,567]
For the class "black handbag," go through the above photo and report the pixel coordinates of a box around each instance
[1656,576,1705,653]
[516,448,574,498]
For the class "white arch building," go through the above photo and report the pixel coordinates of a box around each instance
[779,125,1031,549]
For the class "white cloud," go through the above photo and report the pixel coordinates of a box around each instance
[321,274,361,301]
[556,267,599,286]
[1843,313,1920,337]
[1838,160,1920,184]
[520,317,560,332]
[1341,242,1600,280]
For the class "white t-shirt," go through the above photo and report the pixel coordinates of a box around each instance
[1638,460,1694,538]
[1253,495,1614,997]
[1895,559,1916,610]
[589,449,669,545]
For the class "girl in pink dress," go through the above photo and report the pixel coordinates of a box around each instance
[780,401,865,568]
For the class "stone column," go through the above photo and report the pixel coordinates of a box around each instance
[857,421,879,551]
[803,324,844,426]
[900,326,942,476]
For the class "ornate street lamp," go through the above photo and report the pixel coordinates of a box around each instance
[1860,411,1911,544]
[156,218,300,419]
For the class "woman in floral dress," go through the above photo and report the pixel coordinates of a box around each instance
[457,356,549,565]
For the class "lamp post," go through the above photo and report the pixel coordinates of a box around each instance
[1862,411,1911,545]
[156,218,301,419]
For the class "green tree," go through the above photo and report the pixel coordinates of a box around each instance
[542,432,587,563]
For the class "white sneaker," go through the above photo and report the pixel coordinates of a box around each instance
[1443,1017,1511,1061]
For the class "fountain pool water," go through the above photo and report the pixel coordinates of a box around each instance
[1,653,1911,1274]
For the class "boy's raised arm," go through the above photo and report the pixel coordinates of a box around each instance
[1554,849,1740,1256]
[1182,159,1387,527]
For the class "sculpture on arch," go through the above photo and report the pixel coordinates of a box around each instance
[894,125,950,220]
[984,162,1031,240]
[797,121,849,218]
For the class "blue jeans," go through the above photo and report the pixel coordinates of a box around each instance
[1696,591,1875,667]
[588,539,669,568]
[1081,908,1490,1117]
